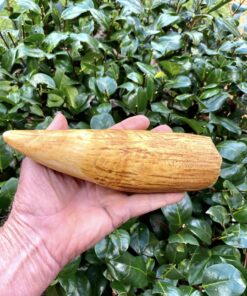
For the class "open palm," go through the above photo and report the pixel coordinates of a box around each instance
[9,113,184,267]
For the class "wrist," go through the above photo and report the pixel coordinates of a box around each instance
[0,215,61,296]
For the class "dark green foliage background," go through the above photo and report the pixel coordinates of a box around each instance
[0,0,247,295]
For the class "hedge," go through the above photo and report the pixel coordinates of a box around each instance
[0,0,247,295]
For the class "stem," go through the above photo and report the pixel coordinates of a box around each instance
[7,32,16,47]
[244,250,247,268]
[232,0,245,16]
[0,32,9,49]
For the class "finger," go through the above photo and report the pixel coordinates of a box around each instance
[152,125,173,132]
[47,112,68,130]
[126,192,185,218]
[21,113,68,171]
[111,115,150,130]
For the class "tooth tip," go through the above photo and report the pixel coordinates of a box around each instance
[2,130,12,143]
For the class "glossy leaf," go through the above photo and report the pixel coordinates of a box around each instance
[95,229,130,260]
[90,113,115,129]
[168,233,199,246]
[162,194,192,231]
[116,0,144,14]
[96,77,117,96]
[59,274,92,296]
[43,32,68,52]
[152,281,182,295]
[155,12,180,29]
[217,141,247,162]
[107,252,148,288]
[206,206,230,226]
[0,136,14,171]
[222,224,247,248]
[30,74,56,89]
[210,113,242,135]
[202,263,246,296]
[186,218,212,245]
[166,75,191,89]
[61,0,94,20]
[0,0,6,11]
[16,0,41,13]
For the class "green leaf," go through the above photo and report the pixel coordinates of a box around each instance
[90,113,115,129]
[59,274,92,296]
[235,44,247,54]
[209,113,241,135]
[221,163,246,181]
[70,33,99,51]
[168,233,199,246]
[152,281,182,295]
[151,102,170,117]
[130,223,150,254]
[127,72,143,85]
[223,180,244,209]
[58,256,81,279]
[201,92,229,112]
[206,206,230,226]
[186,218,212,245]
[95,229,130,260]
[212,245,241,261]
[199,88,221,100]
[17,44,50,59]
[116,0,144,14]
[1,48,16,72]
[202,263,246,296]
[30,105,44,117]
[136,62,156,77]
[125,87,148,113]
[65,87,78,109]
[96,103,112,113]
[222,224,247,248]
[16,0,41,14]
[96,77,117,96]
[146,76,155,102]
[61,0,94,20]
[237,82,247,94]
[161,194,192,231]
[0,0,6,11]
[216,18,241,37]
[0,136,14,171]
[47,94,64,108]
[107,252,148,288]
[86,265,107,296]
[217,140,247,162]
[188,248,212,285]
[43,32,68,52]
[155,12,180,29]
[233,204,247,223]
[90,9,110,29]
[30,73,56,89]
[160,61,182,77]
[178,117,207,134]
[0,178,18,211]
[151,33,182,56]
[166,75,191,89]
[185,31,204,46]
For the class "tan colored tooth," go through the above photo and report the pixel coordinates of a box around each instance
[3,129,222,193]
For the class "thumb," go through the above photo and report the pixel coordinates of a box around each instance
[20,113,68,173]
[47,112,68,130]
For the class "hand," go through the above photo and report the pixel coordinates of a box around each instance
[7,113,184,267]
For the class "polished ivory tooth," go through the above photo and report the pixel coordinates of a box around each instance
[3,129,222,193]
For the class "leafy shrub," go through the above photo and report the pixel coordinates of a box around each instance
[0,0,247,295]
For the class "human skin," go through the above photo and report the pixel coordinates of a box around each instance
[0,113,184,296]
